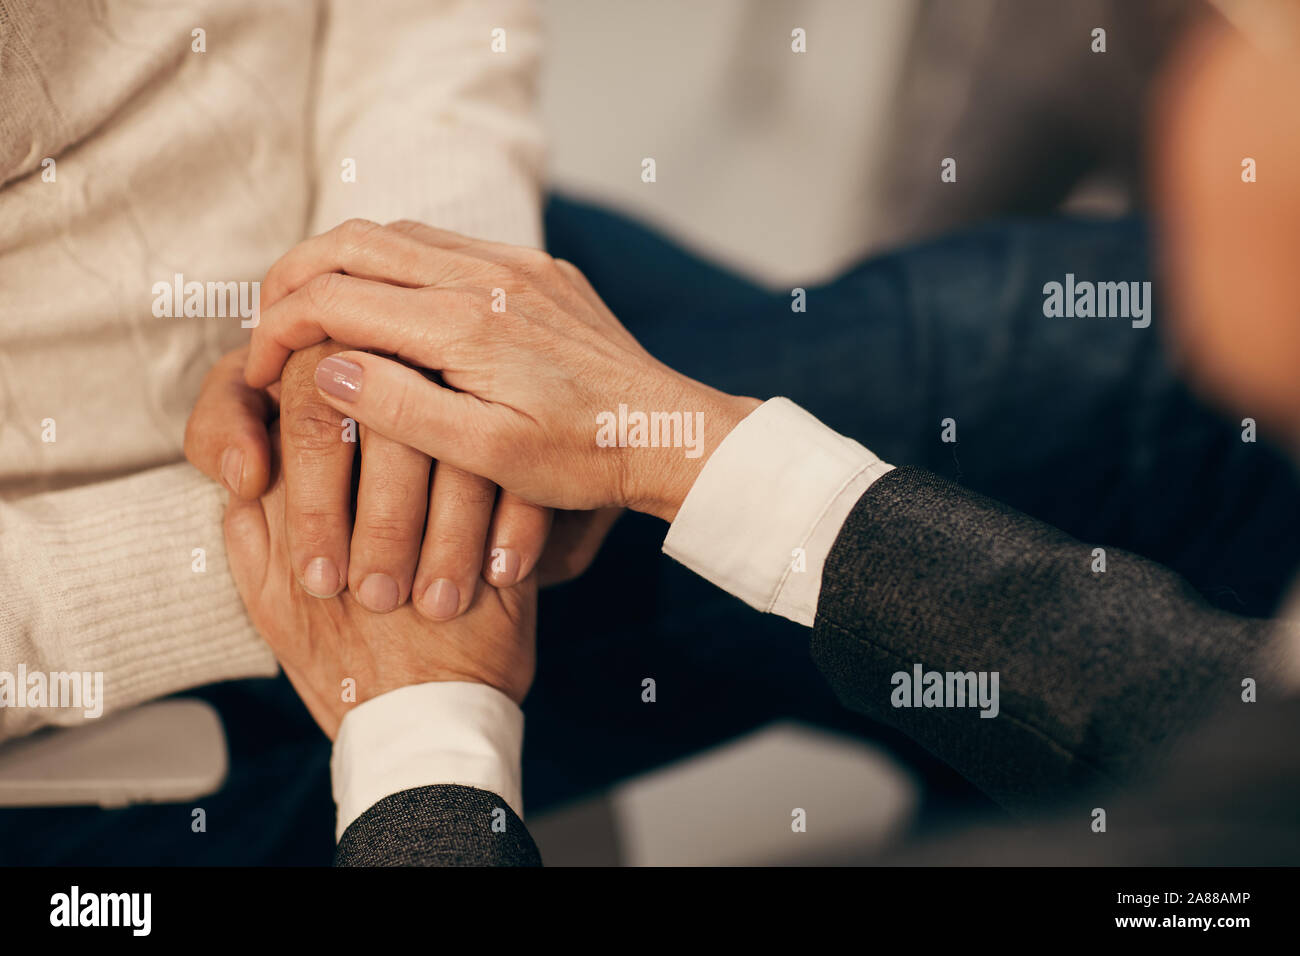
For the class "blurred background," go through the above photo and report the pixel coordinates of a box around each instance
[528,0,1200,864]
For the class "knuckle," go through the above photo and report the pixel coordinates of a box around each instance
[336,217,382,244]
[303,271,345,313]
[443,478,497,510]
[461,288,497,330]
[426,492,493,544]
[422,529,481,570]
[286,507,346,550]
[290,504,343,524]
[339,218,389,259]
[281,405,345,451]
[282,340,340,386]
[553,258,592,295]
[512,247,559,283]
[282,348,314,382]
[357,513,419,550]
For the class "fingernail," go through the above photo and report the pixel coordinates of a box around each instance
[315,356,363,402]
[486,547,521,586]
[358,573,400,613]
[303,556,342,597]
[421,578,460,620]
[220,447,243,494]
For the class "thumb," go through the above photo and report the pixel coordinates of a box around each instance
[185,348,274,498]
[312,351,497,476]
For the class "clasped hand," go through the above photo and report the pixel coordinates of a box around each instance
[184,219,759,736]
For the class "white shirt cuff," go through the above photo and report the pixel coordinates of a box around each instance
[662,397,894,626]
[330,681,524,842]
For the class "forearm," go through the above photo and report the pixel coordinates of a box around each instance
[653,399,1274,811]
[811,467,1274,811]
[311,0,544,246]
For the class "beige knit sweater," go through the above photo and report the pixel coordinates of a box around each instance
[0,0,544,740]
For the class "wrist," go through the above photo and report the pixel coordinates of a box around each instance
[622,381,761,522]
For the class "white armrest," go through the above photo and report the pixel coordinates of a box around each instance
[0,699,227,808]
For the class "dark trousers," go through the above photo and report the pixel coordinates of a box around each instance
[4,200,1297,863]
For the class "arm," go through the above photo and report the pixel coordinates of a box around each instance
[811,465,1270,812]
[664,398,1270,811]
[0,464,275,742]
[238,221,1274,812]
[310,0,544,246]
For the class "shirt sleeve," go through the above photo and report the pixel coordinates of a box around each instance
[662,397,894,626]
[330,680,525,841]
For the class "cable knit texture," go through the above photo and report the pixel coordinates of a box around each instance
[0,0,544,740]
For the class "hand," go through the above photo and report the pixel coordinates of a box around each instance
[244,219,761,520]
[221,443,537,739]
[185,344,551,618]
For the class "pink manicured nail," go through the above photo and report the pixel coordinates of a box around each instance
[358,573,400,613]
[220,447,243,494]
[303,556,342,597]
[421,578,460,620]
[315,356,363,401]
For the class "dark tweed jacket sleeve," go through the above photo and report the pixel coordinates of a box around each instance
[334,784,541,867]
[812,466,1274,814]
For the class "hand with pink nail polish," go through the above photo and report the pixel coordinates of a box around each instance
[186,342,556,620]
[244,219,761,523]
